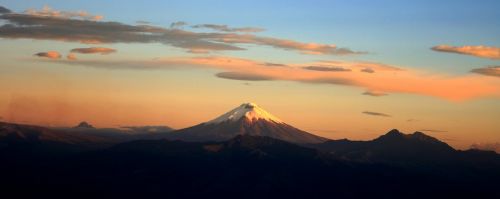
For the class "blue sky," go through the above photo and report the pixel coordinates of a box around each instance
[2,0,499,73]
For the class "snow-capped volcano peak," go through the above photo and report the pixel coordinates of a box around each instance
[207,102,283,124]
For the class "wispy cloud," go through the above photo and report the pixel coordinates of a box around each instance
[362,90,388,97]
[66,53,77,60]
[34,51,61,59]
[192,24,265,33]
[24,5,103,21]
[136,20,150,24]
[470,66,500,78]
[431,45,500,60]
[70,47,117,54]
[302,66,351,72]
[215,72,273,81]
[0,6,361,55]
[262,62,288,67]
[362,111,391,117]
[361,68,375,73]
[170,21,187,29]
[470,142,500,153]
[418,129,448,133]
[41,55,500,101]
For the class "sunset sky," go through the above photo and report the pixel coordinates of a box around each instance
[0,0,499,149]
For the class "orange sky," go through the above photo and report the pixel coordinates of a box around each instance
[0,3,499,150]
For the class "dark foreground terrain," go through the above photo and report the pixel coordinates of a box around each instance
[1,122,499,198]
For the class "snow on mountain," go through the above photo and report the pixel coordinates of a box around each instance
[164,102,328,144]
[207,102,282,124]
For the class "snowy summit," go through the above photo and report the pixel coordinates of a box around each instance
[207,103,282,124]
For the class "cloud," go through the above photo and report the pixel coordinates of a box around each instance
[361,68,375,73]
[34,51,61,59]
[136,20,150,24]
[66,53,77,60]
[470,66,500,78]
[170,21,187,29]
[362,90,388,97]
[215,34,363,55]
[302,66,351,72]
[187,49,211,54]
[470,142,500,153]
[70,47,117,54]
[362,111,391,117]
[0,6,362,56]
[263,62,288,67]
[38,55,500,101]
[192,24,265,33]
[215,72,273,81]
[24,5,103,21]
[0,6,11,13]
[431,45,500,60]
[418,129,448,133]
[319,60,403,72]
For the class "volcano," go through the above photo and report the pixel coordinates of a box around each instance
[166,103,327,144]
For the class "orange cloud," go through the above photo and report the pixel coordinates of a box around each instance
[24,5,103,21]
[45,56,500,101]
[66,53,77,60]
[34,51,61,59]
[70,47,116,55]
[431,45,500,60]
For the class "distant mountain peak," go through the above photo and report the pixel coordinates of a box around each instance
[166,102,327,143]
[207,102,283,124]
[74,121,95,129]
[386,129,402,136]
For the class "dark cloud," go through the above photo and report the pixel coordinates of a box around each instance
[361,68,375,73]
[215,72,273,81]
[0,6,11,13]
[362,111,391,117]
[406,119,419,122]
[70,47,117,54]
[0,12,242,52]
[263,62,288,67]
[300,77,356,86]
[192,24,264,33]
[302,66,351,72]
[362,91,388,97]
[34,51,61,59]
[170,21,187,29]
[216,34,362,55]
[0,8,363,55]
[470,66,500,78]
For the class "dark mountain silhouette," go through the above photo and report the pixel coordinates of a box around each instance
[311,129,456,162]
[1,133,499,198]
[1,121,500,198]
[0,121,109,150]
[161,103,327,143]
[73,121,95,129]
